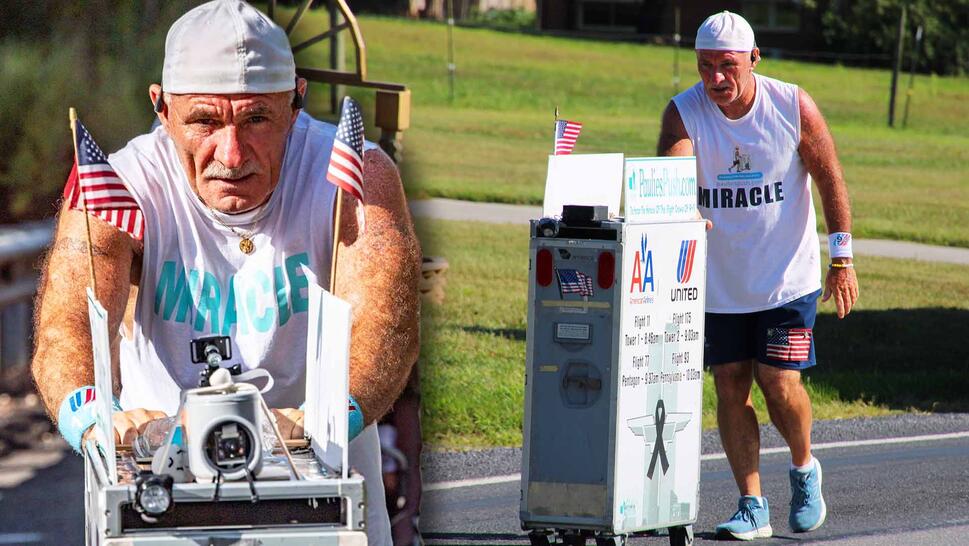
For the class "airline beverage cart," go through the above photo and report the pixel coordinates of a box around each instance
[521,156,706,546]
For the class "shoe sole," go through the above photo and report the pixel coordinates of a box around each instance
[717,525,774,541]
[792,461,827,533]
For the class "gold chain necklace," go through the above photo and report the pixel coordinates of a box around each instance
[209,210,257,255]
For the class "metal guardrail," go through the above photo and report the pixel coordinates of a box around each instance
[0,221,53,376]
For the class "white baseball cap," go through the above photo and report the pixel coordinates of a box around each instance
[695,11,755,52]
[162,0,296,94]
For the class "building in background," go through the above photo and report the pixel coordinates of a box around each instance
[538,0,826,57]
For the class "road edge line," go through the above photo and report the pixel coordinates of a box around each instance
[423,430,969,491]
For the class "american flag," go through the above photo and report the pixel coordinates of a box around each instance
[766,328,812,361]
[63,119,144,240]
[554,119,582,155]
[556,268,594,297]
[326,96,365,200]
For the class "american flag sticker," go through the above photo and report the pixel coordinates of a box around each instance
[766,327,812,361]
[556,268,594,297]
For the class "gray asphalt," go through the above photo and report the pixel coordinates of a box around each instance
[421,432,969,545]
[408,198,969,266]
[421,413,969,484]
[3,414,967,545]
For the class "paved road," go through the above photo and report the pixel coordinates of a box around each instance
[3,415,967,545]
[421,432,969,545]
[409,198,969,266]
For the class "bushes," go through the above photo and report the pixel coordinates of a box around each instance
[820,0,969,76]
[0,1,196,222]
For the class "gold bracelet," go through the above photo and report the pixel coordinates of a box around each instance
[828,262,854,269]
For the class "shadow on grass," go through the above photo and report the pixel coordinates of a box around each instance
[809,307,969,412]
[458,325,527,342]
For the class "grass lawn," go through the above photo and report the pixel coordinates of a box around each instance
[416,218,969,449]
[287,14,969,247]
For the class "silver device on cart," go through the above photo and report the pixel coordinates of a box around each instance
[521,205,707,546]
[82,268,366,546]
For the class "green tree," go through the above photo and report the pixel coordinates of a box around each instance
[819,0,969,75]
[0,1,199,222]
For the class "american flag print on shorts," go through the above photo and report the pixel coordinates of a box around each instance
[766,327,812,361]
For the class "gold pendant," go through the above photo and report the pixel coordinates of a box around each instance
[239,237,255,255]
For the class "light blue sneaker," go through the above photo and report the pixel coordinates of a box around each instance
[715,496,773,540]
[789,458,827,532]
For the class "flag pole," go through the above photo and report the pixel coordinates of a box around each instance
[329,187,344,294]
[553,106,559,155]
[69,108,98,296]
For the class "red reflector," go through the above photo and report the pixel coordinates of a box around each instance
[598,251,615,289]
[537,249,553,287]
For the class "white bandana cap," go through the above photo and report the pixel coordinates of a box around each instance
[695,10,755,52]
[162,0,295,94]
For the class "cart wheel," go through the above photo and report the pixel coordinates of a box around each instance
[669,525,694,546]
[595,534,626,546]
[561,531,587,546]
[528,530,552,546]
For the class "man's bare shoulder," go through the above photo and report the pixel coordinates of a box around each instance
[797,87,829,141]
[658,101,693,157]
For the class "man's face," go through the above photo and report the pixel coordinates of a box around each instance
[156,89,298,214]
[696,49,758,108]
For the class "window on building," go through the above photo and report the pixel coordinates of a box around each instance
[577,0,642,32]
[741,0,801,32]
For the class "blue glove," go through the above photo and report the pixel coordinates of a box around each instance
[57,386,122,453]
[299,394,365,441]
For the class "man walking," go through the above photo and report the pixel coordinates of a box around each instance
[657,11,859,540]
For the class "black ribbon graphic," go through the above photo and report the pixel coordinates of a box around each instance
[646,399,670,479]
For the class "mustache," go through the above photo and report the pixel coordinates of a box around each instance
[202,161,260,181]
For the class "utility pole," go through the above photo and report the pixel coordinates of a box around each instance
[888,3,906,127]
[902,25,923,129]
[673,3,681,94]
[447,0,456,102]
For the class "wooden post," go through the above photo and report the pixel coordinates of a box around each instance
[68,108,98,297]
[902,25,923,129]
[673,3,681,94]
[329,0,346,114]
[888,4,906,128]
[447,0,456,102]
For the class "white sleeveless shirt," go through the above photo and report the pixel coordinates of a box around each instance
[108,112,391,543]
[673,74,821,313]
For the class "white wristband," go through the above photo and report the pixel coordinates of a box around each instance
[828,232,853,259]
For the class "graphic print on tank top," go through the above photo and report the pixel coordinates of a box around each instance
[697,144,786,211]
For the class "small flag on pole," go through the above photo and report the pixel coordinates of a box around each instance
[556,268,594,297]
[554,119,582,155]
[63,119,144,241]
[326,97,366,201]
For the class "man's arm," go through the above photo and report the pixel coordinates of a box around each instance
[32,203,164,444]
[797,88,859,318]
[657,101,694,157]
[658,101,711,230]
[334,149,421,425]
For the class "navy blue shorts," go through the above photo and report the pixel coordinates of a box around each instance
[704,289,821,370]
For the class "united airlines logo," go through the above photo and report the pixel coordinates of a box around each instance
[70,386,96,412]
[671,240,699,302]
[676,240,697,283]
